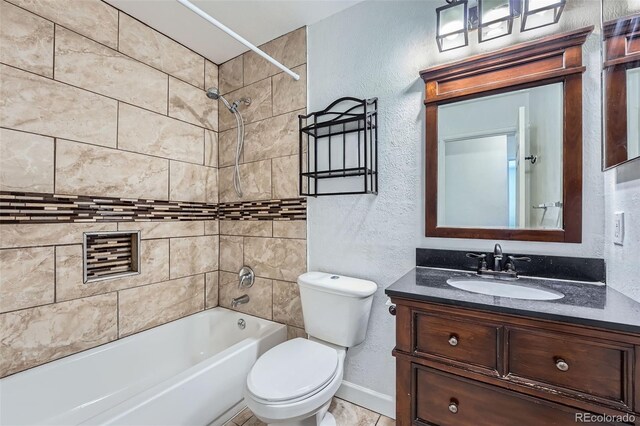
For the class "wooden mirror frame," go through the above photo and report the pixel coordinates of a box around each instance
[420,27,593,243]
[603,14,640,170]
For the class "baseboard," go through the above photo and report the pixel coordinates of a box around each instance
[335,380,395,419]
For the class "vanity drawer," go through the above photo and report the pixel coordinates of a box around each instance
[414,366,615,426]
[414,312,499,371]
[507,328,631,405]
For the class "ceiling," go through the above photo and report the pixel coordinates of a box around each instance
[106,0,363,64]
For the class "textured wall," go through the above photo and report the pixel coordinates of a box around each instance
[0,0,219,378]
[604,163,640,300]
[603,0,640,20]
[216,28,308,339]
[307,0,604,400]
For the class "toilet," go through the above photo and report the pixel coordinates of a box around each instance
[243,271,377,426]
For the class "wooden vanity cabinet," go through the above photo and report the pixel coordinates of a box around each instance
[392,298,640,426]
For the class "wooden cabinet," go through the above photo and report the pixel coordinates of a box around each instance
[392,298,640,426]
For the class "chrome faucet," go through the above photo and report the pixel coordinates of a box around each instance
[231,294,249,307]
[493,243,503,271]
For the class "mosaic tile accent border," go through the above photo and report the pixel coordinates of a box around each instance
[0,192,306,224]
[0,192,217,223]
[217,198,307,221]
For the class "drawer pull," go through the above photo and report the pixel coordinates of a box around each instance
[555,358,569,372]
[448,402,458,414]
[448,335,458,346]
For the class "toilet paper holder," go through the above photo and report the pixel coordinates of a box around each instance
[386,298,396,316]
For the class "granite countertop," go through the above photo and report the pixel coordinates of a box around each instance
[385,267,640,334]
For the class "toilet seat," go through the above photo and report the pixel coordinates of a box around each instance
[246,338,339,404]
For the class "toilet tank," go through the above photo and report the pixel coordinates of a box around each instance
[297,272,377,348]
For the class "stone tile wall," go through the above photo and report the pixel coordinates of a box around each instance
[218,220,307,339]
[0,0,219,378]
[217,28,307,204]
[216,29,308,339]
[0,0,307,379]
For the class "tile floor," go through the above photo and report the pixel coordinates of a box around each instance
[224,397,395,426]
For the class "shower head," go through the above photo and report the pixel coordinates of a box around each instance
[205,87,251,112]
[207,87,233,111]
[206,87,221,100]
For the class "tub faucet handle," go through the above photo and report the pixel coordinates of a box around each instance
[238,266,255,289]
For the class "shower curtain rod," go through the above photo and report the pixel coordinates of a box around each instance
[176,0,301,81]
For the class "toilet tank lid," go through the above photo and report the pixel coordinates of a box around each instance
[297,272,377,298]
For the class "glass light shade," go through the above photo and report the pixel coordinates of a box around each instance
[478,0,514,42]
[521,0,565,32]
[436,1,469,52]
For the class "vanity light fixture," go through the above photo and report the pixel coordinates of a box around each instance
[435,0,565,52]
[436,0,469,52]
[478,0,516,42]
[521,0,566,32]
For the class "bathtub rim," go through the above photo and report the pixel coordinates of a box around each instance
[0,307,279,381]
[0,307,286,426]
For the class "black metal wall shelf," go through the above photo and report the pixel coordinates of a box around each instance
[299,97,378,197]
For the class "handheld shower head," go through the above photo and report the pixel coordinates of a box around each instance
[207,87,233,111]
[204,87,248,197]
[207,87,238,112]
[206,87,221,100]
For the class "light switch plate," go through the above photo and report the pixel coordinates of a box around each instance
[614,212,624,246]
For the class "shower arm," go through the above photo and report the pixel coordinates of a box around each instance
[176,0,300,81]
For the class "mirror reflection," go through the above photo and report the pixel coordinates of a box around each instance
[437,83,563,230]
[626,67,640,160]
[602,0,640,169]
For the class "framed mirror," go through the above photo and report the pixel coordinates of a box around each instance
[421,27,593,242]
[602,1,640,170]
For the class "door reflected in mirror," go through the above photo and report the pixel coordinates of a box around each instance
[602,6,640,169]
[437,83,564,230]
[627,67,640,159]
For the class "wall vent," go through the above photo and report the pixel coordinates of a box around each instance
[83,231,141,283]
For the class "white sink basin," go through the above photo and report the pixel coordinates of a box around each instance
[446,277,564,301]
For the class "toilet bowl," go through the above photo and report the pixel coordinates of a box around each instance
[244,338,345,426]
[243,272,377,426]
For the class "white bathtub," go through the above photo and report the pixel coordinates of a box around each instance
[0,307,286,426]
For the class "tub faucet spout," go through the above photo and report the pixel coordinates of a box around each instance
[231,294,249,308]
